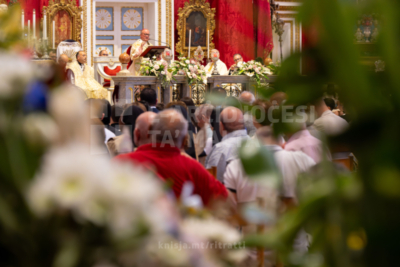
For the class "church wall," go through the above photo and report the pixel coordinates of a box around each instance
[83,0,174,66]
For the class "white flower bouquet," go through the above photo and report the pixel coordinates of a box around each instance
[169,56,208,84]
[140,56,172,87]
[237,60,271,86]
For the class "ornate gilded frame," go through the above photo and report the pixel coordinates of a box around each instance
[176,0,216,57]
[43,0,83,44]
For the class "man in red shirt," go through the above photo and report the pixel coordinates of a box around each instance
[115,109,227,206]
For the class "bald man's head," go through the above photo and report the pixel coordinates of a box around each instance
[239,91,255,105]
[151,109,188,148]
[134,112,157,147]
[58,54,69,68]
[219,107,245,136]
[141,28,150,42]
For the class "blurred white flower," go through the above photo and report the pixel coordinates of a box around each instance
[22,113,59,146]
[245,72,254,77]
[0,52,34,98]
[185,60,190,64]
[182,218,241,244]
[154,65,160,70]
[161,71,166,75]
[192,74,197,79]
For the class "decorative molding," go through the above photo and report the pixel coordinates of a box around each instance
[176,0,216,56]
[91,0,93,66]
[121,44,132,53]
[121,35,140,40]
[95,7,114,31]
[167,0,171,47]
[96,35,114,40]
[121,7,144,31]
[158,0,161,45]
[280,13,301,54]
[84,0,87,52]
[279,5,301,11]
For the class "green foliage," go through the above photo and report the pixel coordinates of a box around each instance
[239,0,400,266]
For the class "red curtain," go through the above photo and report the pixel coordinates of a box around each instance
[174,0,273,67]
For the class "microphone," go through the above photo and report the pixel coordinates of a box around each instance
[148,38,171,48]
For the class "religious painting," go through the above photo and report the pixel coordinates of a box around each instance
[95,45,114,56]
[54,10,72,46]
[185,11,207,47]
[96,7,114,31]
[176,0,216,56]
[121,7,143,31]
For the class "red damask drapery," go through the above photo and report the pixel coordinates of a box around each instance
[174,0,273,67]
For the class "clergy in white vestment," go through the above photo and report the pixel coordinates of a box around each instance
[127,29,153,76]
[66,51,108,99]
[205,49,228,76]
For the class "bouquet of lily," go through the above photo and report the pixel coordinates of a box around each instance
[140,56,172,87]
[170,56,208,84]
[237,60,271,86]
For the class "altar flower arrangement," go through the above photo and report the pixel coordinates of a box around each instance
[140,56,172,87]
[237,60,271,86]
[170,56,208,84]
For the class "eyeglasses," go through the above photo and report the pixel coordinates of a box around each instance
[142,34,150,37]
[234,57,242,62]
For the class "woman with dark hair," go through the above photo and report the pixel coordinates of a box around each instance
[107,105,144,157]
[180,96,198,129]
[166,101,197,160]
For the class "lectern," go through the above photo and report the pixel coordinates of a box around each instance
[141,46,169,59]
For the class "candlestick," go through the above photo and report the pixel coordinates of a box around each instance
[33,9,36,39]
[43,10,47,40]
[53,21,55,49]
[207,30,210,59]
[28,20,30,42]
[22,10,24,31]
[188,30,191,58]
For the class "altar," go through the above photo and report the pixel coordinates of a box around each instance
[112,75,277,106]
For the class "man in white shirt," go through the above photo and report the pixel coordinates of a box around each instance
[309,97,349,137]
[205,49,228,76]
[205,107,250,181]
[224,126,315,260]
[239,91,257,137]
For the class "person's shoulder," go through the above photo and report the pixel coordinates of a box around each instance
[281,149,316,168]
[114,151,136,161]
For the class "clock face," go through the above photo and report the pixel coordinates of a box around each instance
[96,9,112,29]
[123,9,142,29]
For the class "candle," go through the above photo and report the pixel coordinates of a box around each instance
[28,20,30,40]
[188,30,191,58]
[43,10,47,40]
[207,30,210,59]
[21,10,24,31]
[33,9,36,39]
[53,20,55,49]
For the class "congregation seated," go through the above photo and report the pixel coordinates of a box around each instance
[107,104,144,156]
[224,126,316,261]
[165,101,197,159]
[205,106,250,182]
[309,97,349,137]
[114,109,228,206]
[194,103,214,166]
[139,87,159,113]
[239,91,257,137]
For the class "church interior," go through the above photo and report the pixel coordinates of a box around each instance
[0,0,399,266]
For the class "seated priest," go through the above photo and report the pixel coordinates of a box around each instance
[205,49,228,76]
[66,51,108,99]
[127,29,153,76]
[228,53,243,75]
